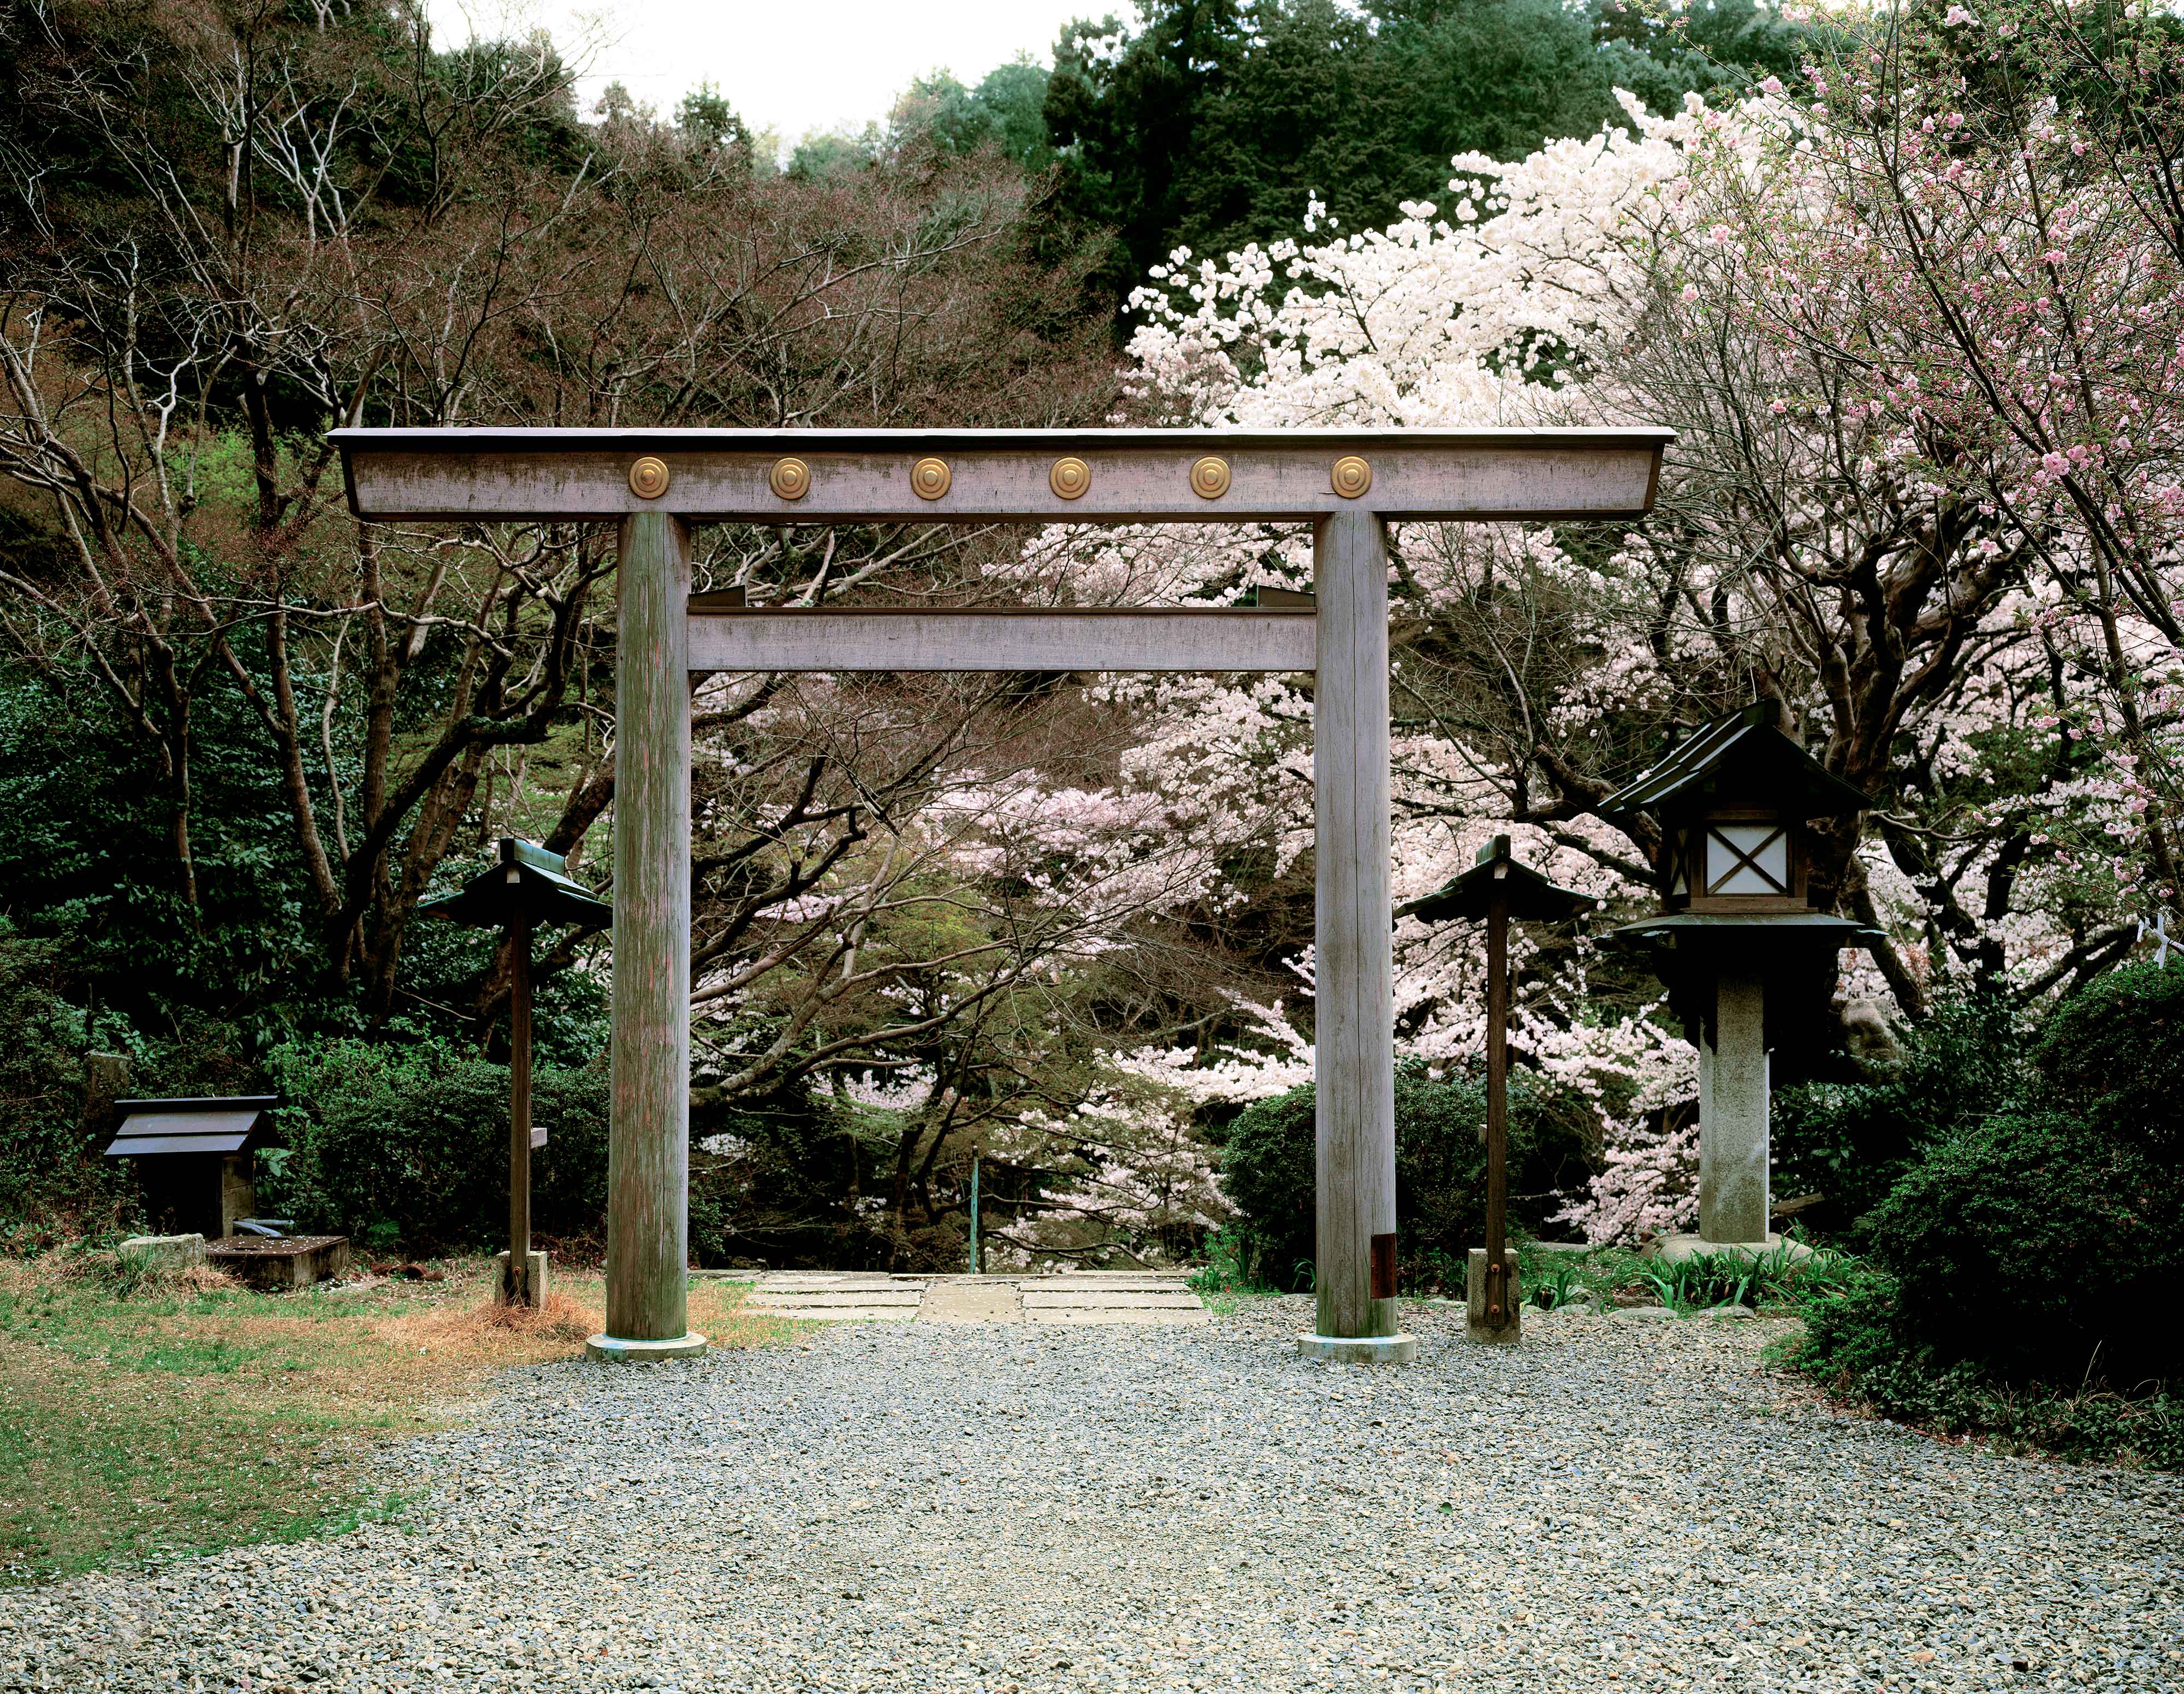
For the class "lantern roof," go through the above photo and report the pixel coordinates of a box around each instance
[1603,704,1871,822]
[1402,834,1598,926]
[419,838,613,930]
[1609,910,1884,949]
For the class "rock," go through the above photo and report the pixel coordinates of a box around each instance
[116,1234,205,1269]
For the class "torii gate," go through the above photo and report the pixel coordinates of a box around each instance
[334,426,1669,1363]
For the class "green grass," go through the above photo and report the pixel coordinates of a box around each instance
[1513,1241,1647,1310]
[1503,1236,1854,1315]
[1188,1227,1281,1315]
[0,1255,798,1586]
[1631,1238,1859,1315]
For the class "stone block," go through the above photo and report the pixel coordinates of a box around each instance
[117,1233,205,1269]
[492,1249,549,1307]
[1466,1246,1522,1344]
[1651,1232,1812,1265]
[204,1235,351,1288]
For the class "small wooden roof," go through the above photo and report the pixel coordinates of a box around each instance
[105,1097,278,1159]
[419,838,613,930]
[1402,835,1598,925]
[1604,704,1871,822]
[1610,911,1884,950]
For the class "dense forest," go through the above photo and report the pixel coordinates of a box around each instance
[4,0,2182,1329]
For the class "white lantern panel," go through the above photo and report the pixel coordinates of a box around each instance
[1709,824,1789,894]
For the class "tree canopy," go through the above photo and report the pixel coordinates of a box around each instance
[1041,0,1803,295]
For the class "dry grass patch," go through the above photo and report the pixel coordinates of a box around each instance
[0,1254,795,1585]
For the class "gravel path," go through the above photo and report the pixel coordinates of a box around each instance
[5,1298,2179,1693]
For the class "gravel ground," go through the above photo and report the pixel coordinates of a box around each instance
[4,1297,2179,1694]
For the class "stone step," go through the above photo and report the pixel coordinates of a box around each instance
[1026,1306,1212,1326]
[916,1282,1025,1323]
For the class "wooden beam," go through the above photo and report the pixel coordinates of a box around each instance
[333,427,1670,523]
[686,607,1316,673]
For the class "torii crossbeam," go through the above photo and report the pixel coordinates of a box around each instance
[333,425,1671,1363]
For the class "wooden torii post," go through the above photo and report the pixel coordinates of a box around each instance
[332,426,1670,1363]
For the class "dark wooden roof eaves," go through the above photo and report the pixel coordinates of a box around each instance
[1607,912,1885,947]
[1602,706,1872,821]
[1400,836,1598,925]
[108,1131,259,1157]
[420,839,612,930]
[419,865,612,930]
[104,1101,277,1159]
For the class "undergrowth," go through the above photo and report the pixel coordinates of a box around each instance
[1784,1264,2181,1470]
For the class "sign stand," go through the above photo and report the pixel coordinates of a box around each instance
[422,838,612,1307]
[1407,835,1595,1342]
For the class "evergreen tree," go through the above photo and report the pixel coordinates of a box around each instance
[1042,0,1802,299]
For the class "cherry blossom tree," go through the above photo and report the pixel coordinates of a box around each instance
[1007,0,2184,1244]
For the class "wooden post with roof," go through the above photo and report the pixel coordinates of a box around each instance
[1407,834,1597,1339]
[422,838,613,1307]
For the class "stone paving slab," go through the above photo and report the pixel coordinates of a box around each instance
[739,1270,1210,1325]
[916,1281,1025,1323]
[750,1273,922,1287]
[1041,1274,1194,1291]
[743,1274,928,1322]
[1026,1305,1213,1326]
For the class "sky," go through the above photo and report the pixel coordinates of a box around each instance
[425,0,1129,142]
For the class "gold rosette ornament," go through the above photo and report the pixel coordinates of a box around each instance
[1330,455,1373,500]
[911,457,952,500]
[769,457,811,501]
[1048,456,1092,501]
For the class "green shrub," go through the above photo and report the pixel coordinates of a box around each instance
[263,1039,609,1252]
[1771,990,2023,1235]
[0,922,136,1244]
[2030,961,2184,1154]
[1778,967,2184,1463]
[1213,1065,1587,1291]
[1794,1265,2184,1470]
[1861,1107,2182,1387]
